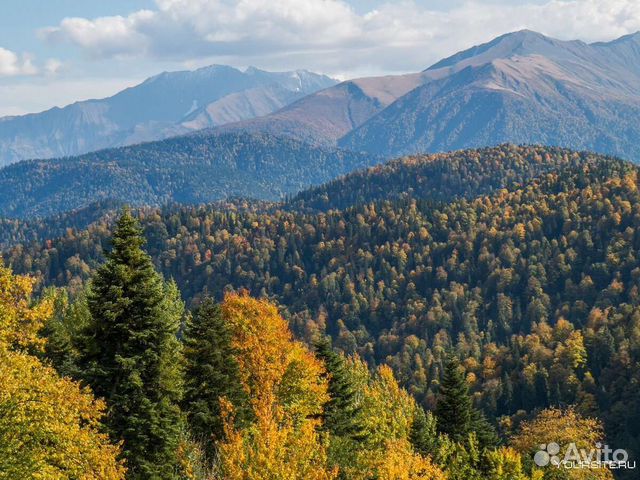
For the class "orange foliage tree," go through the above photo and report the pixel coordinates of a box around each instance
[216,292,335,479]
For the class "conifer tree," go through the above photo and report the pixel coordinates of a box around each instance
[435,355,473,443]
[79,208,184,479]
[470,407,500,449]
[183,297,249,456]
[314,336,367,441]
[42,289,91,378]
[409,405,439,456]
[435,355,498,449]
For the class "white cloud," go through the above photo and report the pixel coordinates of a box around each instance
[44,59,63,75]
[34,0,640,76]
[0,47,38,77]
[41,11,154,59]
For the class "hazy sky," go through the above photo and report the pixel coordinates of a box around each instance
[1,0,639,116]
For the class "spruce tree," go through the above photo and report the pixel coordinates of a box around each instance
[409,406,439,456]
[435,355,498,449]
[183,297,249,456]
[535,369,550,407]
[314,336,367,441]
[79,208,184,479]
[497,372,513,414]
[435,355,473,443]
[470,407,500,449]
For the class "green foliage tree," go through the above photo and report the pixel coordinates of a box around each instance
[182,297,249,456]
[41,288,91,378]
[314,336,367,441]
[435,356,474,443]
[79,208,185,479]
[471,407,500,449]
[436,355,498,449]
[409,405,439,457]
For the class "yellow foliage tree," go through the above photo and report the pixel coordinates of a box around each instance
[218,398,336,480]
[371,439,446,480]
[361,364,417,448]
[0,266,125,479]
[216,293,334,479]
[0,265,50,350]
[216,294,444,479]
[336,359,445,480]
[220,292,328,418]
[511,407,613,480]
[485,447,540,480]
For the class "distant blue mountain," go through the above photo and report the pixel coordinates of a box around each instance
[0,65,336,166]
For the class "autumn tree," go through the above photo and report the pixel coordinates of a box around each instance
[0,266,125,479]
[511,407,613,479]
[215,293,334,478]
[485,447,536,480]
[372,439,447,480]
[333,358,446,479]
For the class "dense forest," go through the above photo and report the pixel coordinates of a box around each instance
[0,131,376,218]
[288,145,607,211]
[2,144,639,478]
[3,209,601,479]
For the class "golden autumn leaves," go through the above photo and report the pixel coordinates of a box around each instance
[0,266,125,479]
[216,293,334,479]
[215,293,445,479]
[0,265,613,480]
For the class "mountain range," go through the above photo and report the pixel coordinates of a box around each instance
[0,66,336,166]
[5,29,640,170]
[340,30,640,159]
[2,29,640,220]
[211,30,640,163]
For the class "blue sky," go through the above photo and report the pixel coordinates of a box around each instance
[1,0,638,116]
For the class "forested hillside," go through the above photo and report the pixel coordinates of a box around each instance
[0,132,376,218]
[289,145,604,211]
[3,237,579,479]
[3,145,640,476]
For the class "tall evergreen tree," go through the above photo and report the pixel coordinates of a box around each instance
[79,208,184,479]
[435,356,473,443]
[435,355,498,449]
[183,297,249,456]
[470,407,500,449]
[314,336,367,441]
[534,369,550,408]
[497,372,513,415]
